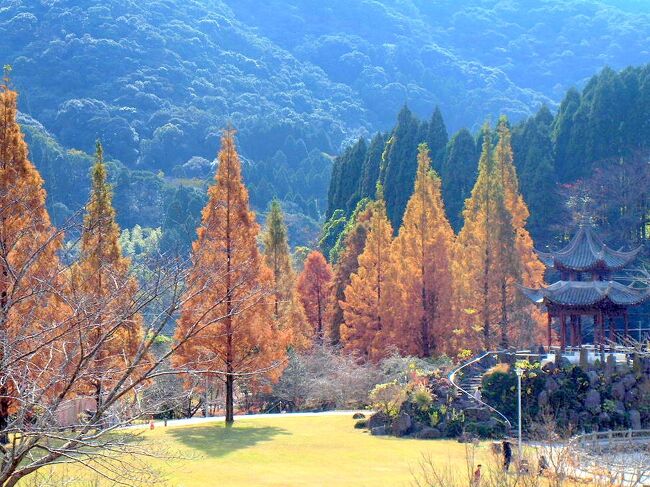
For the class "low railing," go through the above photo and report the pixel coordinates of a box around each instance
[448,350,513,429]
[568,429,650,485]
[571,429,650,452]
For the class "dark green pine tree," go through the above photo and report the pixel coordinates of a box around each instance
[326,137,367,218]
[586,67,626,166]
[441,128,478,232]
[160,186,205,253]
[359,132,386,201]
[512,106,562,245]
[425,106,449,174]
[319,209,347,260]
[381,105,422,229]
[552,87,585,182]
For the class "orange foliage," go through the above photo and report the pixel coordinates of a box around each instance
[69,143,144,404]
[454,121,545,351]
[0,80,67,428]
[392,144,455,357]
[296,250,333,343]
[340,188,394,361]
[172,128,286,423]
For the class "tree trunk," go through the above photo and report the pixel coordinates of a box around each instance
[225,364,234,425]
[225,136,234,427]
[500,280,508,348]
[482,244,491,350]
[0,392,8,444]
[420,278,430,357]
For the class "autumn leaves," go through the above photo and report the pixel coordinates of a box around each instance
[338,120,545,360]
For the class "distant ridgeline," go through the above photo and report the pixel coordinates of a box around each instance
[4,0,650,254]
[323,65,650,259]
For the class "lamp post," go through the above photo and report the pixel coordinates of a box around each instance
[515,366,523,464]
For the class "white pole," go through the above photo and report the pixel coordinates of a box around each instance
[516,368,523,463]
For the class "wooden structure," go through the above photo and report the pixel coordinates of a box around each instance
[520,222,649,349]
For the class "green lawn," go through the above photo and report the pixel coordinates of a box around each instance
[26,414,490,486]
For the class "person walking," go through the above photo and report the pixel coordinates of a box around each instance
[473,386,482,402]
[502,440,512,472]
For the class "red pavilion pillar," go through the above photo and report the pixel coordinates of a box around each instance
[560,313,567,350]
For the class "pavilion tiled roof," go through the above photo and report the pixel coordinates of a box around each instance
[519,280,650,307]
[536,224,642,272]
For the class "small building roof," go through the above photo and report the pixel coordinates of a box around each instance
[519,280,650,308]
[536,224,642,272]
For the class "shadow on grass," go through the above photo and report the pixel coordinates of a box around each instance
[166,423,290,458]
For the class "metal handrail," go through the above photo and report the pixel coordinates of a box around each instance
[448,350,513,429]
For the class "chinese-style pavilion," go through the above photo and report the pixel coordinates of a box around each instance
[520,221,650,349]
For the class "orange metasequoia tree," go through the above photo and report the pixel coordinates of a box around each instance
[173,128,286,425]
[493,117,545,346]
[454,125,510,350]
[0,76,67,444]
[296,250,333,344]
[454,121,544,350]
[69,142,144,408]
[392,143,455,357]
[340,186,394,361]
[262,199,309,348]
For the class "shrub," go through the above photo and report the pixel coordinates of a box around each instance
[369,381,408,418]
[411,386,433,411]
[354,419,368,429]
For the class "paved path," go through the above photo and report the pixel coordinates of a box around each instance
[128,410,365,430]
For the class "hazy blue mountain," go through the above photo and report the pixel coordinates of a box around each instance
[2,0,649,243]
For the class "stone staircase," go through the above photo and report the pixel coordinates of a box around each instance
[448,351,513,429]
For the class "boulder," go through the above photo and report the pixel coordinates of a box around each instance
[371,426,388,436]
[611,381,625,401]
[584,389,601,414]
[464,407,491,422]
[352,412,366,420]
[538,390,549,408]
[542,362,556,374]
[622,374,637,390]
[391,412,412,437]
[629,409,641,430]
[368,412,390,429]
[417,427,442,439]
[624,389,637,404]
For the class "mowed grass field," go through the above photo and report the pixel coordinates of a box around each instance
[25,413,490,487]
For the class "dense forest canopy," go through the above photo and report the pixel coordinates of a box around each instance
[325,64,650,255]
[1,0,650,249]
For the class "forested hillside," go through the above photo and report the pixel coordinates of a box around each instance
[2,0,650,248]
[325,65,650,256]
